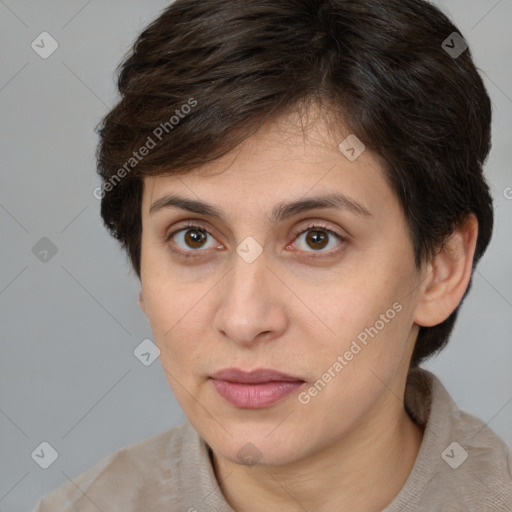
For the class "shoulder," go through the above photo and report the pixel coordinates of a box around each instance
[427,368,512,483]
[430,408,512,511]
[396,368,512,511]
[448,405,512,508]
[33,421,193,512]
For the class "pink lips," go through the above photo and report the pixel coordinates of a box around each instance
[210,368,305,409]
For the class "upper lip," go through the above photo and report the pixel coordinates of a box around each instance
[210,368,304,384]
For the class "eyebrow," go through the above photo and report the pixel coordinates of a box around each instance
[148,192,372,222]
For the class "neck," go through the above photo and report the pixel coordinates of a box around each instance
[212,389,424,512]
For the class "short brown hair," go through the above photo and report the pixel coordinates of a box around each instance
[95,0,493,367]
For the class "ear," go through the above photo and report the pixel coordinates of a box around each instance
[413,214,479,327]
[138,289,147,316]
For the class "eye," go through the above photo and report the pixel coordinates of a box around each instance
[166,222,220,258]
[165,221,345,260]
[290,223,345,256]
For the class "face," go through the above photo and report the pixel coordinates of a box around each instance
[138,109,425,467]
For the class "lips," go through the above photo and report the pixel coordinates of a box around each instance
[209,368,306,408]
[210,368,305,384]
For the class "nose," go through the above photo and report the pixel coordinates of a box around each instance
[212,250,288,347]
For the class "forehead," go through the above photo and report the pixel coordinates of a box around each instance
[141,109,396,221]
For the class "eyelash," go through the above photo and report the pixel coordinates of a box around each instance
[165,221,346,260]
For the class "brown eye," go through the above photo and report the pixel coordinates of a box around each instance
[167,226,218,254]
[183,228,208,249]
[292,224,344,255]
[304,230,329,250]
[166,222,345,260]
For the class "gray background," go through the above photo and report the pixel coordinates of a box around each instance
[0,1,511,511]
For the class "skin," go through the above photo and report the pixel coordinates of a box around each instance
[137,106,478,512]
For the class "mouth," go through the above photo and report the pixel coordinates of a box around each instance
[210,368,305,384]
[209,368,306,408]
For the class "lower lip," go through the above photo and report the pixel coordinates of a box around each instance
[211,379,304,408]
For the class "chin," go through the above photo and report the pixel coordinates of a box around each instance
[206,426,309,467]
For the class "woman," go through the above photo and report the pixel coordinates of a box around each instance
[35,0,512,510]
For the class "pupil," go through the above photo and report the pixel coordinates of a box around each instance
[183,228,329,251]
[186,229,206,248]
[307,230,328,250]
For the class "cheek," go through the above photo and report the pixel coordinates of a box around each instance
[140,272,215,384]
[314,296,405,369]
[296,292,411,427]
[144,284,197,348]
[306,264,415,374]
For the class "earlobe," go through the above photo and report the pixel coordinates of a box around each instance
[138,289,147,315]
[413,214,479,328]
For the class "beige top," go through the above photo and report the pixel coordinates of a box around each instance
[34,368,512,511]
